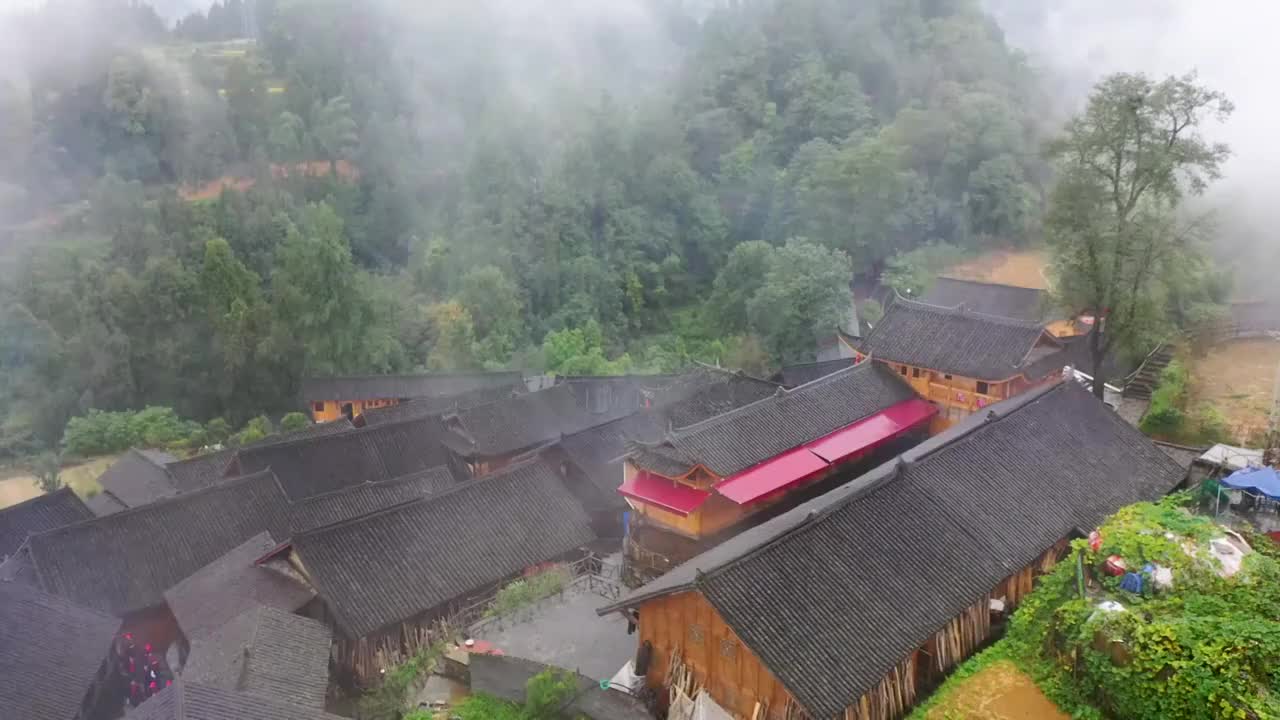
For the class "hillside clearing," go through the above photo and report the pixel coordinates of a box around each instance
[923,660,1069,720]
[943,249,1050,290]
[1188,338,1280,443]
[0,455,115,510]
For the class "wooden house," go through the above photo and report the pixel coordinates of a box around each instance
[620,362,935,586]
[229,416,461,501]
[163,419,353,496]
[16,469,293,658]
[855,297,1076,431]
[553,370,782,538]
[599,381,1185,720]
[181,606,332,710]
[265,456,596,684]
[922,277,1079,337]
[131,680,349,720]
[302,371,524,423]
[354,383,523,427]
[162,533,316,668]
[93,448,179,515]
[0,581,122,720]
[0,486,93,561]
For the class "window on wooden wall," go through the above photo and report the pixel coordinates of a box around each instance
[976,381,990,395]
[899,365,908,376]
[313,402,324,412]
[912,367,921,379]
[944,374,953,380]
[719,637,738,659]
[689,623,705,646]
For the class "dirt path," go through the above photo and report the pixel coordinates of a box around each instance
[926,661,1070,720]
[1189,338,1280,443]
[944,250,1051,290]
[0,455,116,510]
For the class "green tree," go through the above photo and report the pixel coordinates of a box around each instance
[424,301,478,371]
[311,96,359,173]
[747,238,853,362]
[1046,73,1232,397]
[32,452,62,494]
[457,265,524,363]
[268,111,308,163]
[279,411,310,433]
[706,240,774,332]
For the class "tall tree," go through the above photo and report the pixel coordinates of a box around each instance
[747,238,853,363]
[1045,73,1232,397]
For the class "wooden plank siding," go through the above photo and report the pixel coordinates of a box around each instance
[311,398,401,423]
[638,539,1071,720]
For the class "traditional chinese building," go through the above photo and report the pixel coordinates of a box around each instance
[922,277,1080,337]
[302,372,524,423]
[855,296,1076,431]
[620,362,935,585]
[599,381,1184,720]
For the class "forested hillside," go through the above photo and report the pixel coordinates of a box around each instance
[0,0,1049,456]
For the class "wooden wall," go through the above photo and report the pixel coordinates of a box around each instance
[636,539,1073,720]
[638,591,801,720]
[310,397,400,423]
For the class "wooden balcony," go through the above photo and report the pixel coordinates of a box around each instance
[927,382,998,413]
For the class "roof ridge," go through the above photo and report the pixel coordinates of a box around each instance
[289,466,450,506]
[891,294,1047,329]
[934,275,1046,292]
[0,485,80,514]
[601,381,1073,611]
[666,361,874,440]
[292,456,550,539]
[27,469,280,540]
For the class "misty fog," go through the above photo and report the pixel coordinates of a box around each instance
[985,0,1280,293]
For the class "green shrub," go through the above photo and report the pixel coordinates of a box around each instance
[205,417,232,445]
[229,415,273,447]
[1139,360,1189,437]
[63,406,203,456]
[279,411,311,433]
[486,566,572,618]
[1192,405,1232,444]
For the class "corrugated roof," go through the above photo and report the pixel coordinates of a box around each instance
[164,533,314,641]
[96,448,180,509]
[629,362,916,479]
[132,680,348,720]
[923,277,1053,323]
[603,381,1184,717]
[288,467,457,534]
[183,606,331,709]
[231,417,457,501]
[301,372,523,402]
[0,581,120,720]
[0,487,94,559]
[858,297,1067,381]
[292,457,595,638]
[27,470,292,615]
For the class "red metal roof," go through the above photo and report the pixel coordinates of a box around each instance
[714,447,828,505]
[619,471,711,516]
[807,398,937,463]
[715,398,937,506]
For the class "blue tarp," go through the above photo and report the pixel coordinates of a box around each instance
[1221,466,1280,500]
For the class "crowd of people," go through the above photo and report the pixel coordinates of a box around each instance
[114,633,173,707]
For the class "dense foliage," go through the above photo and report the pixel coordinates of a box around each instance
[0,0,1053,457]
[912,497,1280,720]
[1139,359,1233,445]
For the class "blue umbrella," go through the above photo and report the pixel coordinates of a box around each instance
[1221,466,1280,501]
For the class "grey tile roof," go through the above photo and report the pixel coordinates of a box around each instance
[556,371,780,507]
[0,581,120,720]
[0,487,94,559]
[292,457,595,638]
[858,297,1068,381]
[922,277,1054,323]
[96,448,180,509]
[443,384,636,458]
[26,470,292,616]
[164,533,314,641]
[86,490,127,516]
[358,384,525,427]
[132,680,348,720]
[183,606,332,710]
[165,420,355,494]
[231,417,457,501]
[603,381,1184,718]
[288,467,457,534]
[629,361,916,478]
[772,358,856,388]
[301,372,523,402]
